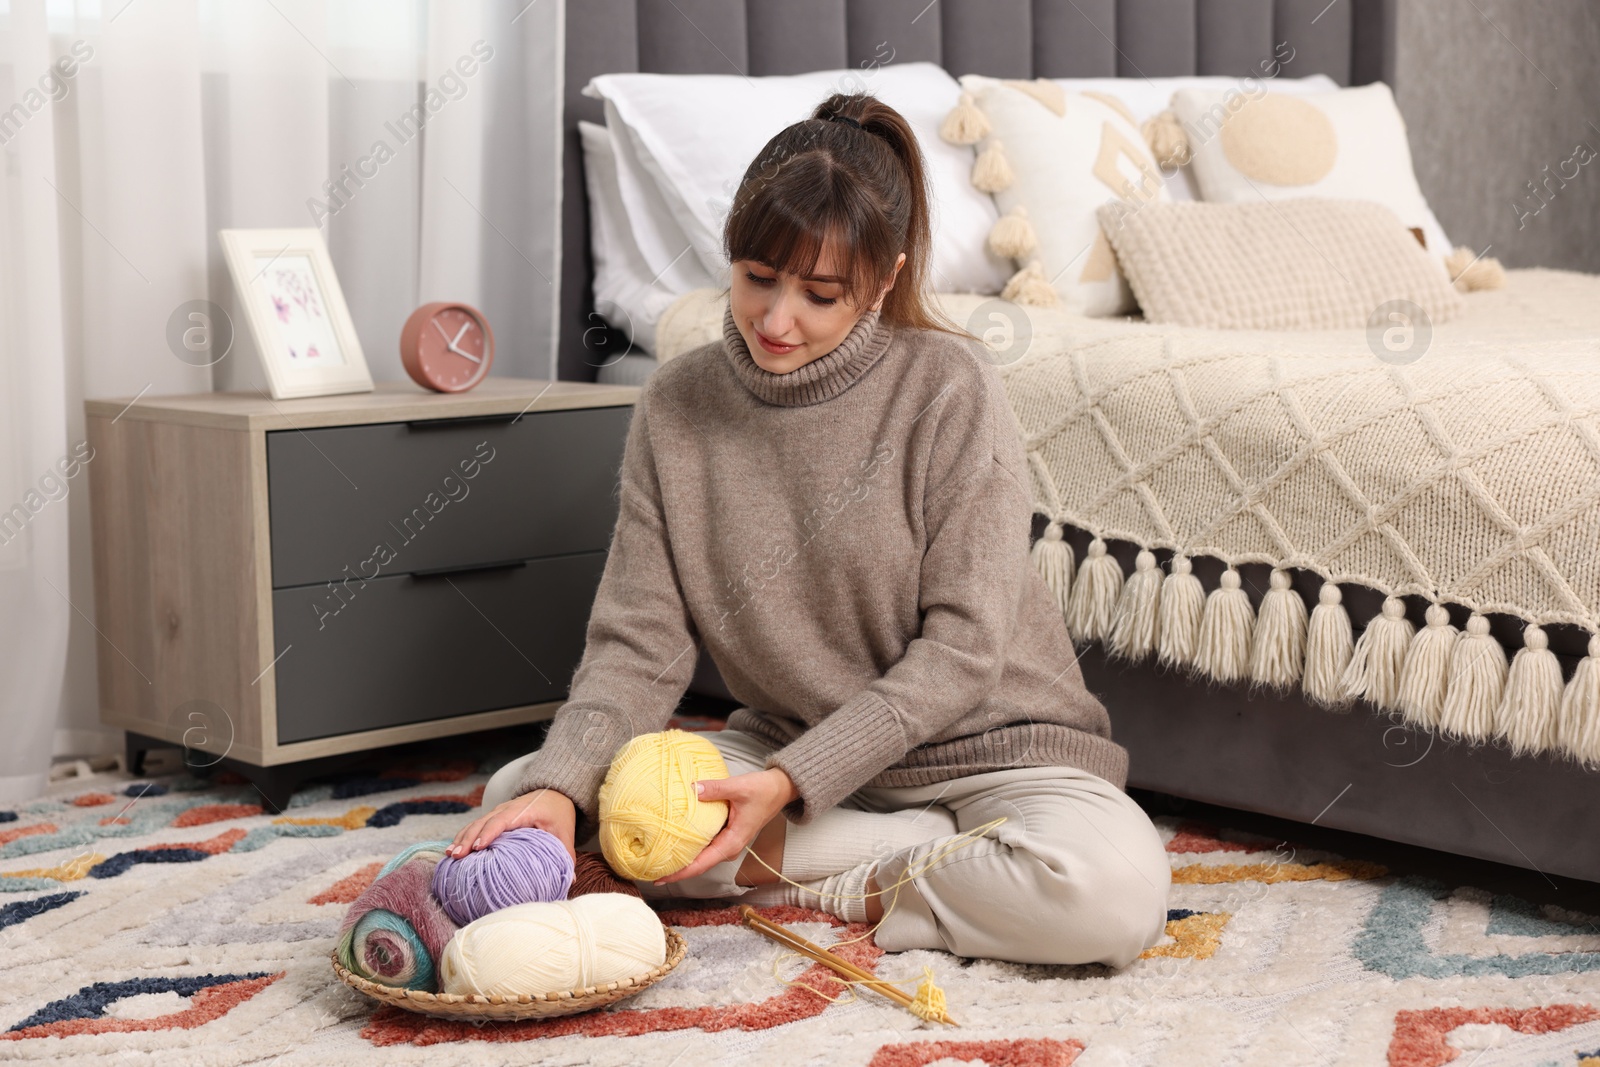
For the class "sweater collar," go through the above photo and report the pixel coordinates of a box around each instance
[721,301,895,407]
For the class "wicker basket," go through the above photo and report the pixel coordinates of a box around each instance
[331,927,688,1021]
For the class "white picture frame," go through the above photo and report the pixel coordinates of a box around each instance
[219,228,374,399]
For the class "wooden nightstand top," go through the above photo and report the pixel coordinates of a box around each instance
[85,378,640,432]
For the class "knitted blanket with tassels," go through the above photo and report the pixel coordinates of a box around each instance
[653,269,1600,768]
[992,268,1600,769]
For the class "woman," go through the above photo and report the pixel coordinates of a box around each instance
[451,92,1171,967]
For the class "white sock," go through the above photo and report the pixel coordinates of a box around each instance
[779,805,956,882]
[742,859,875,923]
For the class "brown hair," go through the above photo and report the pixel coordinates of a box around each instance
[721,91,971,340]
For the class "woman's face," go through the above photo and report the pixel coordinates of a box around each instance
[730,237,905,375]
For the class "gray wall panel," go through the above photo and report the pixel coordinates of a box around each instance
[846,0,944,69]
[748,0,849,75]
[1198,0,1275,76]
[944,0,1034,78]
[1276,0,1354,85]
[1351,0,1396,84]
[1118,0,1197,75]
[637,0,748,74]
[1034,0,1120,77]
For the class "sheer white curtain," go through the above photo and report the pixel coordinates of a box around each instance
[0,0,564,802]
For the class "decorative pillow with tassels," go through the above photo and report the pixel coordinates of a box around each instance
[941,74,1169,316]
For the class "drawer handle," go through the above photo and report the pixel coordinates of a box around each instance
[404,414,522,431]
[409,559,528,580]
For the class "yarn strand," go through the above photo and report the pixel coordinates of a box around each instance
[739,815,1009,1024]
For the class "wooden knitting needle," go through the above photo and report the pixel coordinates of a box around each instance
[737,905,959,1026]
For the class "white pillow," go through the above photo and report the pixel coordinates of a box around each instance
[956,74,1168,316]
[600,99,719,297]
[1170,81,1452,257]
[577,119,682,355]
[1051,74,1340,201]
[584,62,1013,295]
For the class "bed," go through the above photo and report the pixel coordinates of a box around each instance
[560,0,1600,884]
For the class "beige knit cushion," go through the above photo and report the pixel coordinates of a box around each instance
[1096,198,1464,330]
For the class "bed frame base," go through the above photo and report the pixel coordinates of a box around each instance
[1082,646,1600,885]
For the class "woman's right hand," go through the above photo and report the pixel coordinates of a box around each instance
[447,787,577,861]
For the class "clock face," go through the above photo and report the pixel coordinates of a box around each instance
[406,304,494,392]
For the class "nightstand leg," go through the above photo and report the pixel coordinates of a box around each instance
[125,731,180,777]
[121,731,327,813]
[125,733,147,777]
[249,767,301,815]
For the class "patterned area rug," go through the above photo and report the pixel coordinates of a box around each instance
[5,721,1600,1067]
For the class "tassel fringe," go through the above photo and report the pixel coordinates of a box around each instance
[988,205,1038,259]
[1156,555,1204,670]
[1195,568,1254,683]
[940,91,990,145]
[1065,538,1123,644]
[1107,549,1163,661]
[1559,634,1600,766]
[1446,245,1507,291]
[1248,569,1307,690]
[1437,613,1508,742]
[1039,525,1600,764]
[1302,581,1355,710]
[1395,604,1457,729]
[1001,260,1059,307]
[1030,520,1074,620]
[1140,109,1191,169]
[971,138,1014,193]
[1341,596,1414,712]
[1497,623,1563,756]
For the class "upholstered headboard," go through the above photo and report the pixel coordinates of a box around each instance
[558,0,1397,380]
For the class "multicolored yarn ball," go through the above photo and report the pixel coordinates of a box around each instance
[597,730,730,881]
[439,892,667,997]
[569,850,643,899]
[337,839,459,992]
[377,838,450,879]
[430,826,575,925]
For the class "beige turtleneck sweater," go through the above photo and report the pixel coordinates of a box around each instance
[514,302,1128,828]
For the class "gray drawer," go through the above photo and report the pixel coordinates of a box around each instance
[271,551,606,744]
[267,406,631,589]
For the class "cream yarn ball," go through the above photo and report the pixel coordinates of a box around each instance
[598,730,730,881]
[438,892,666,996]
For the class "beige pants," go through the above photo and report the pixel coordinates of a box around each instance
[482,727,1172,968]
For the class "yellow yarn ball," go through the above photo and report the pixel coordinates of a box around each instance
[597,730,730,881]
[438,892,666,996]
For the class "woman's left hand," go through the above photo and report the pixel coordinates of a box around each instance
[652,767,798,885]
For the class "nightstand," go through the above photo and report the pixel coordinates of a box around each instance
[84,379,637,807]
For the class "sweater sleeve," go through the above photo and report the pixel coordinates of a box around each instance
[763,364,1034,822]
[509,384,700,832]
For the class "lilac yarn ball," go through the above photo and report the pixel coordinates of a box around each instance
[430,827,575,925]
